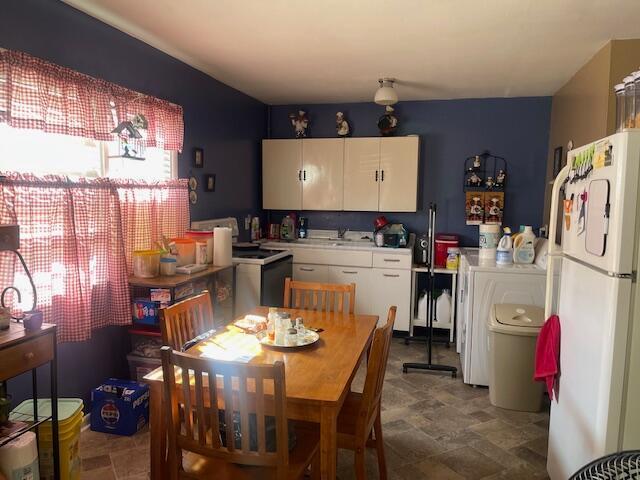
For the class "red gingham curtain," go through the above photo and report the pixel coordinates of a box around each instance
[0,173,189,342]
[0,49,184,152]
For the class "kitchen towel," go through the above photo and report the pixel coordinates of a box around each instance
[534,314,561,400]
[213,227,232,267]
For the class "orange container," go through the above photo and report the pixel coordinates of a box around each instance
[185,230,214,264]
[170,238,196,266]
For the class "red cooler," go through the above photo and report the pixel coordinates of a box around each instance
[434,234,459,268]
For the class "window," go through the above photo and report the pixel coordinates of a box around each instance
[0,124,177,181]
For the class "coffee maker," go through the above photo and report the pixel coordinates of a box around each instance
[414,233,429,266]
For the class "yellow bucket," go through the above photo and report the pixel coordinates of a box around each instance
[10,399,83,480]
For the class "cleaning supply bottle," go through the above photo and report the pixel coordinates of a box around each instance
[435,289,452,324]
[496,227,513,265]
[513,225,536,264]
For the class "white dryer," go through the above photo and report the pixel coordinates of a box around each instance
[456,249,548,387]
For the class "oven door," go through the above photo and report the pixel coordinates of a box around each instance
[260,255,293,307]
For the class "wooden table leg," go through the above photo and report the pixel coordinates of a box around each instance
[320,404,338,480]
[149,381,167,480]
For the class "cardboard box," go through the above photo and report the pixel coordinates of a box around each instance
[90,379,149,436]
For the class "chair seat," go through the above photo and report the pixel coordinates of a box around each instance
[180,421,320,480]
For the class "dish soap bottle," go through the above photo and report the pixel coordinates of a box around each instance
[435,289,452,324]
[513,226,536,264]
[496,227,513,265]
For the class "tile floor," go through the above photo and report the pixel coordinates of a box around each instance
[79,339,550,479]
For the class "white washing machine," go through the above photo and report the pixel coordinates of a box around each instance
[456,248,551,387]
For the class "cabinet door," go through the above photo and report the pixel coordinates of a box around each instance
[262,139,302,210]
[292,264,329,283]
[379,137,419,212]
[369,268,411,330]
[302,139,344,211]
[343,138,380,211]
[328,266,371,314]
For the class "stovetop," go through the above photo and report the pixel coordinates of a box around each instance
[231,248,292,265]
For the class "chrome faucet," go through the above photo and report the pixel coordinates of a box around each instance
[337,227,349,239]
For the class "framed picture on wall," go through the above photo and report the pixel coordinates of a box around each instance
[193,148,204,168]
[204,174,216,192]
[553,146,563,177]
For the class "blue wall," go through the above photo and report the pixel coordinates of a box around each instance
[1,0,266,406]
[268,98,551,246]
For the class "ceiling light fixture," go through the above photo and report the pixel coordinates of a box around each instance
[374,78,398,105]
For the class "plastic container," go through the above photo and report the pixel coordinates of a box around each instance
[185,230,213,264]
[170,238,196,266]
[417,291,429,322]
[446,247,460,270]
[10,398,84,480]
[479,224,500,260]
[624,75,636,129]
[496,227,513,265]
[132,250,161,278]
[435,289,452,324]
[160,256,177,276]
[127,353,162,382]
[488,304,545,412]
[0,431,39,480]
[615,83,626,132]
[434,234,459,268]
[513,226,536,264]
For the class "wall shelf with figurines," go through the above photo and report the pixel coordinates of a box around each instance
[463,151,507,226]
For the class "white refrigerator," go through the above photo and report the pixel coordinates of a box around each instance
[546,131,640,479]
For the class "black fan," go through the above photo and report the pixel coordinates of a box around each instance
[570,451,640,479]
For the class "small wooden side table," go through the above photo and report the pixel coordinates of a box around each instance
[0,323,59,479]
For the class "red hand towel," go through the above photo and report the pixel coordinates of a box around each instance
[534,314,561,400]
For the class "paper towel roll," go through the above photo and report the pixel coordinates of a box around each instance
[213,227,232,267]
[0,430,39,479]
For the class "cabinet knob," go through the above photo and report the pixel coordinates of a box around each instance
[24,352,35,361]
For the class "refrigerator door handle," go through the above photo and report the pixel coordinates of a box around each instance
[545,163,571,318]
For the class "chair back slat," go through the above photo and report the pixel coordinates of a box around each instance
[161,347,290,475]
[284,278,356,314]
[358,307,396,440]
[160,291,215,351]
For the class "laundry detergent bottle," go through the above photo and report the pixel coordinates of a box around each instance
[496,227,513,265]
[513,225,536,264]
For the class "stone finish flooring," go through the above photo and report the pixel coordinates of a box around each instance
[79,339,550,479]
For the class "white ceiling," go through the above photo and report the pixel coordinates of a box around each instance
[64,0,640,105]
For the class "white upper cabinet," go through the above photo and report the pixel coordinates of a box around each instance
[302,138,344,211]
[262,136,419,212]
[379,136,419,212]
[343,138,380,211]
[262,139,302,210]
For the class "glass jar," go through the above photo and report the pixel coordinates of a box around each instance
[615,83,626,132]
[624,75,636,129]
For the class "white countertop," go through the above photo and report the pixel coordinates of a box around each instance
[461,248,546,274]
[260,239,413,255]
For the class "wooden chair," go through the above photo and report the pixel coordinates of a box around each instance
[337,306,397,480]
[160,346,320,480]
[160,291,214,351]
[283,277,356,314]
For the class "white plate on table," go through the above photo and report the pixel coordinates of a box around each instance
[258,330,320,348]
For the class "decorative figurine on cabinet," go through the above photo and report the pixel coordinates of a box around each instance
[289,110,309,138]
[473,155,482,169]
[495,169,506,188]
[377,105,398,136]
[485,176,495,190]
[336,112,350,137]
[467,171,482,187]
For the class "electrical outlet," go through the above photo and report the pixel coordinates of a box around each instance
[0,225,19,251]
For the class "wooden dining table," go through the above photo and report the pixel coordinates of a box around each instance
[144,306,378,480]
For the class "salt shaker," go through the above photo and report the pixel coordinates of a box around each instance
[295,317,305,343]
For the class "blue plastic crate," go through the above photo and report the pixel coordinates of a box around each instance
[90,379,149,436]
